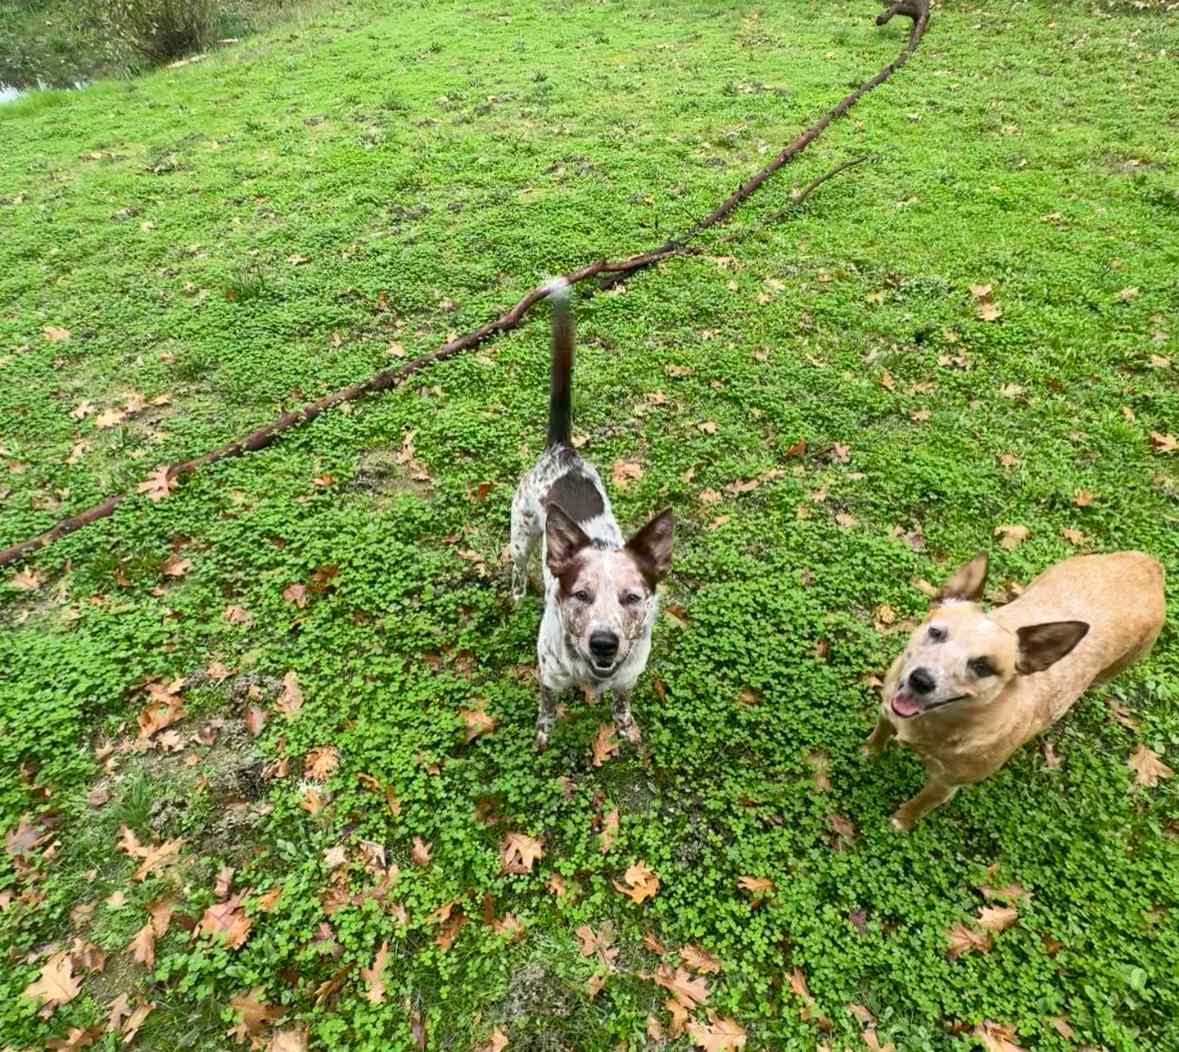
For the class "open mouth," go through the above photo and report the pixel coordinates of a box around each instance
[589,658,618,678]
[890,691,967,718]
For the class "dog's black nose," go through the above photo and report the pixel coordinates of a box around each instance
[909,667,936,695]
[589,630,619,663]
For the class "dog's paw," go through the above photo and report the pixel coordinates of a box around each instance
[616,719,642,745]
[889,812,913,832]
[860,742,881,761]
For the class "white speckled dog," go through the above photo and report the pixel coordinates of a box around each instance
[510,279,674,751]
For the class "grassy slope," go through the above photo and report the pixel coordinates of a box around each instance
[1,0,1178,1049]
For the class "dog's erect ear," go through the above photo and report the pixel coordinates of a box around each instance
[545,503,591,575]
[625,508,674,587]
[935,552,989,604]
[1016,621,1089,674]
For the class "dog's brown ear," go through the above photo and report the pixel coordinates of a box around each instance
[545,503,591,575]
[1016,621,1089,674]
[625,508,674,587]
[935,552,989,603]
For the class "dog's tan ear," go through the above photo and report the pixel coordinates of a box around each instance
[1016,621,1089,674]
[935,552,989,603]
[625,508,674,587]
[545,503,591,575]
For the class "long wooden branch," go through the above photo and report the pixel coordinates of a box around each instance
[0,1,930,570]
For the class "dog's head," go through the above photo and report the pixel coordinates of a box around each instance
[888,552,1089,720]
[544,504,674,679]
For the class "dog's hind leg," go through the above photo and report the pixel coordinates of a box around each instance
[612,689,641,744]
[536,685,559,751]
[510,490,540,604]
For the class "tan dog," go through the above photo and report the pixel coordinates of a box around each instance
[863,551,1165,830]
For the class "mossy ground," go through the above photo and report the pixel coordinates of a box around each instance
[1,1,1178,1049]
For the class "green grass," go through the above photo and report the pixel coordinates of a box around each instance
[1,0,1178,1049]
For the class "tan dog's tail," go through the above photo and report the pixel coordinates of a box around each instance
[545,278,573,448]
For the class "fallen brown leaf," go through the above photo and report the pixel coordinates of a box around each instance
[994,524,1029,550]
[591,723,619,767]
[686,1012,747,1052]
[500,832,544,875]
[361,942,388,1004]
[1128,744,1173,788]
[680,944,722,974]
[614,860,660,904]
[22,951,81,1015]
[945,921,992,958]
[612,459,643,488]
[977,906,1018,932]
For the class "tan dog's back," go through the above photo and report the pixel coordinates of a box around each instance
[994,552,1165,721]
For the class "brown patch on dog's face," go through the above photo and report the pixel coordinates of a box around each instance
[889,603,1019,719]
[555,548,655,674]
[545,505,674,678]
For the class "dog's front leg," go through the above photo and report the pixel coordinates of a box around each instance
[611,689,641,744]
[535,685,559,751]
[861,714,895,760]
[890,777,958,831]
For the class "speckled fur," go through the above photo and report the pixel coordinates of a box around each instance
[510,280,673,750]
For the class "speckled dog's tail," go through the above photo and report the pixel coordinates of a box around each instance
[545,278,573,449]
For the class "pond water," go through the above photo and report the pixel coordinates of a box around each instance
[1,80,91,105]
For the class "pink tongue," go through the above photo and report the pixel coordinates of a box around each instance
[891,692,921,717]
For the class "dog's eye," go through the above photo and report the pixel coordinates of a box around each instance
[572,589,592,603]
[968,657,996,678]
[620,592,642,607]
[928,626,946,642]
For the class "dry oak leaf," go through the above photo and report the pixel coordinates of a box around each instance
[411,836,432,866]
[979,881,1027,904]
[223,604,253,626]
[275,672,303,718]
[585,973,606,999]
[305,745,339,781]
[598,807,620,853]
[198,895,252,949]
[282,583,308,608]
[994,524,1029,550]
[244,705,268,737]
[737,875,774,897]
[361,941,388,1005]
[117,827,184,881]
[161,553,191,577]
[653,964,711,1009]
[500,832,544,875]
[120,1002,154,1044]
[686,1013,747,1052]
[680,944,722,974]
[1150,432,1178,454]
[945,921,992,958]
[229,987,284,1043]
[974,1020,1027,1052]
[1073,489,1095,507]
[476,1027,509,1052]
[137,467,178,501]
[129,922,156,968]
[106,993,131,1034]
[574,924,619,971]
[1061,526,1088,547]
[459,704,497,743]
[44,325,71,342]
[95,407,127,428]
[69,938,104,978]
[10,567,42,591]
[977,301,1002,322]
[591,723,619,767]
[978,906,1019,932]
[666,997,689,1037]
[270,1027,308,1052]
[546,872,568,897]
[147,894,177,936]
[611,459,643,488]
[22,951,81,1015]
[1128,744,1173,788]
[614,860,660,904]
[45,1025,102,1051]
